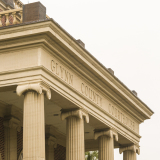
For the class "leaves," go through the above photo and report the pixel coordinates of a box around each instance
[85,151,98,160]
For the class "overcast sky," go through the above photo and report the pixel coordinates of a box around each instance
[22,0,160,159]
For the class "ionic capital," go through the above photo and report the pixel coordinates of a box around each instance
[119,145,140,155]
[16,83,51,99]
[46,136,57,148]
[3,116,21,132]
[61,109,89,123]
[94,129,118,141]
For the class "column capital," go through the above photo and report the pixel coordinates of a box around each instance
[61,109,89,123]
[94,129,118,141]
[3,116,21,132]
[46,136,57,148]
[16,82,51,99]
[119,145,140,155]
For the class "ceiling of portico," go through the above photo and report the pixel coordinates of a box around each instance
[0,85,134,149]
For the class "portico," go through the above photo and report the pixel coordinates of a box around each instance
[0,1,153,160]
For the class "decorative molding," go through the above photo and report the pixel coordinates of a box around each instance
[46,136,57,148]
[119,145,140,155]
[3,116,21,132]
[16,83,51,100]
[61,109,89,123]
[94,129,118,141]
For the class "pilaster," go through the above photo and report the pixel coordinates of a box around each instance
[45,136,57,160]
[3,116,21,160]
[61,109,89,160]
[16,83,51,160]
[94,129,118,160]
[119,145,140,160]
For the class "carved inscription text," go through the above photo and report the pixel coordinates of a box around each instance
[108,103,135,131]
[51,60,73,86]
[50,59,137,132]
[81,83,102,107]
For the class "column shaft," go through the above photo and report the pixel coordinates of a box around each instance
[66,116,84,160]
[99,135,114,160]
[123,151,137,160]
[23,91,45,160]
[4,127,17,160]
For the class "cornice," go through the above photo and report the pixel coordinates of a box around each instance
[0,20,153,119]
[0,31,151,124]
[0,20,153,120]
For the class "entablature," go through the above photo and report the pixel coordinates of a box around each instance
[0,19,153,121]
[0,19,154,145]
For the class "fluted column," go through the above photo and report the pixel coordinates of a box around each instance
[16,83,51,160]
[3,116,21,160]
[94,129,118,160]
[119,145,140,160]
[61,109,89,160]
[45,136,57,160]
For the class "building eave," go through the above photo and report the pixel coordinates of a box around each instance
[0,19,154,121]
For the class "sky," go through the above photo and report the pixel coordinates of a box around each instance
[22,0,160,159]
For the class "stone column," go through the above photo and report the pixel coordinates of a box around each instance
[94,129,118,160]
[45,136,57,160]
[61,109,89,160]
[3,116,21,160]
[119,145,140,160]
[16,83,51,160]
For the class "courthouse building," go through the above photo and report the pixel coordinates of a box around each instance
[0,0,154,160]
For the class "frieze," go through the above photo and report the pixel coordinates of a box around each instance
[51,60,73,86]
[49,58,138,133]
[108,103,135,131]
[81,82,102,107]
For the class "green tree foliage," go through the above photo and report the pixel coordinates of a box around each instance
[85,151,98,160]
